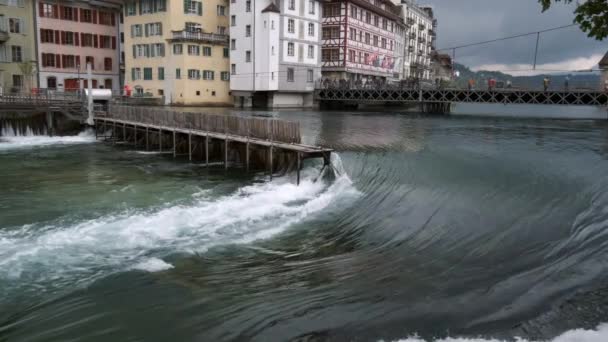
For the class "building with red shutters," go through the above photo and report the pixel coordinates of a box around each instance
[35,0,122,91]
[320,0,405,84]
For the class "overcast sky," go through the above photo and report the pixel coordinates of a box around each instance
[419,0,607,75]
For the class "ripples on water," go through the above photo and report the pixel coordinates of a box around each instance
[1,111,608,341]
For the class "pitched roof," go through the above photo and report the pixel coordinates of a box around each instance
[261,3,280,13]
[600,51,608,68]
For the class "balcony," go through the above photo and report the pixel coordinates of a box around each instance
[419,24,425,30]
[408,45,414,52]
[409,32,416,39]
[169,30,229,45]
[428,29,436,36]
[418,37,426,44]
[406,17,415,26]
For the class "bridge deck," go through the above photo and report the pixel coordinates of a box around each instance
[316,88,608,106]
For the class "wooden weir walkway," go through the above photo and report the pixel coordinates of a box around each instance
[95,105,332,184]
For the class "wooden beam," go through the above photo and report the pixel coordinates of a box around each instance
[188,133,192,162]
[205,134,209,166]
[145,126,149,150]
[159,129,162,152]
[297,152,301,186]
[246,140,250,172]
[224,138,228,170]
[173,130,176,158]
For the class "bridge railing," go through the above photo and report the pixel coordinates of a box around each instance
[106,105,301,144]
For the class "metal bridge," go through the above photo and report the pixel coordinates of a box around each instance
[315,87,608,107]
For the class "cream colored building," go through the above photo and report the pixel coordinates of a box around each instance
[124,0,231,106]
[0,0,37,94]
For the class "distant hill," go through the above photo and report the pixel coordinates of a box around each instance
[453,63,601,91]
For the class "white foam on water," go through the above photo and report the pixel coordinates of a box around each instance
[131,258,174,272]
[0,154,359,288]
[387,323,608,342]
[0,129,96,150]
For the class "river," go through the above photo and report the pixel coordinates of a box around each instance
[1,109,608,341]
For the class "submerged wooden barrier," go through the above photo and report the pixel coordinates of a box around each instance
[94,105,332,185]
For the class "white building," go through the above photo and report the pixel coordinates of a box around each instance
[230,0,322,108]
[397,0,434,80]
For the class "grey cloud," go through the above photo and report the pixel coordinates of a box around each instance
[421,0,607,69]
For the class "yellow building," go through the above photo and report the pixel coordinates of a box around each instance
[124,0,231,106]
[0,0,37,94]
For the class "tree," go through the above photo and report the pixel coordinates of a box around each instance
[539,0,608,40]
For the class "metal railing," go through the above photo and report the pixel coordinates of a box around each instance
[170,30,229,45]
[106,105,301,144]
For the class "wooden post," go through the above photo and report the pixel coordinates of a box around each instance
[296,152,301,186]
[205,134,209,166]
[123,123,126,142]
[159,129,162,152]
[94,120,98,139]
[269,146,273,180]
[188,133,192,161]
[224,138,228,169]
[173,130,176,158]
[246,140,250,172]
[133,125,137,146]
[103,120,107,140]
[145,126,149,150]
[112,121,116,145]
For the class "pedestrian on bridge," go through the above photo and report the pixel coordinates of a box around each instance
[468,78,475,90]
[564,76,570,91]
[543,77,550,91]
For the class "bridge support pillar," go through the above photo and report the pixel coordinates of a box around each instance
[46,111,54,136]
[421,102,451,115]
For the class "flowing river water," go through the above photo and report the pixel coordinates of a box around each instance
[2,109,608,341]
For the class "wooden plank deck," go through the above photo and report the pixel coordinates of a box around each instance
[95,117,333,157]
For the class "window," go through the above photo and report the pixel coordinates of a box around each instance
[173,44,183,55]
[132,68,142,80]
[184,0,203,15]
[11,45,22,62]
[131,24,143,37]
[12,75,23,88]
[323,4,340,17]
[188,69,200,80]
[321,48,339,61]
[271,46,275,55]
[158,89,164,96]
[351,6,357,18]
[231,39,236,50]
[99,11,114,26]
[143,67,153,80]
[322,27,339,39]
[221,72,230,81]
[287,43,294,56]
[307,45,314,58]
[271,72,274,80]
[373,35,378,47]
[41,3,58,18]
[381,38,387,49]
[287,68,294,82]
[217,26,227,34]
[100,35,112,49]
[86,56,94,69]
[350,28,356,40]
[309,0,315,14]
[185,22,201,32]
[135,86,144,95]
[47,77,57,89]
[246,25,251,37]
[217,5,226,15]
[158,67,165,80]
[81,9,92,22]
[41,53,55,67]
[61,55,76,68]
[308,23,314,36]
[366,12,371,24]
[202,46,212,56]
[104,58,112,71]
[374,15,379,27]
[246,1,251,12]
[365,33,370,44]
[40,29,54,43]
[145,23,163,36]
[188,45,200,55]
[223,48,229,58]
[288,19,295,33]
[231,64,236,75]
[202,70,214,80]
[271,21,275,29]
[245,50,251,62]
[231,15,236,26]
[349,50,355,62]
[81,33,93,47]
[62,7,75,21]
[126,2,136,16]
[9,18,22,33]
[151,43,165,57]
[176,68,181,79]
[288,0,295,10]
[307,69,313,82]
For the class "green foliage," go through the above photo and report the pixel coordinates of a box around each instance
[539,0,608,40]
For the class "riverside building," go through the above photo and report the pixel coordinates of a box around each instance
[0,0,37,93]
[123,0,231,106]
[35,0,122,91]
[401,1,435,80]
[230,0,322,108]
[321,0,405,84]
